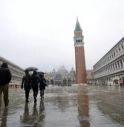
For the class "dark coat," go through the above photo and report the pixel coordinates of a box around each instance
[39,76,47,90]
[0,68,11,85]
[31,73,40,90]
[21,75,31,91]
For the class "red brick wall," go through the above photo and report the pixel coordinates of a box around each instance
[75,46,87,83]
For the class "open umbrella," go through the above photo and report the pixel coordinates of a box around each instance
[37,71,45,76]
[25,67,38,72]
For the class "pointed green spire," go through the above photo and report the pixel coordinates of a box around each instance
[74,18,82,31]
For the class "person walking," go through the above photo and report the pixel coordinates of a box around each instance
[0,62,12,107]
[31,71,39,103]
[21,70,31,102]
[38,72,47,100]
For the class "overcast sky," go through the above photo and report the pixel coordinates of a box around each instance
[0,0,124,71]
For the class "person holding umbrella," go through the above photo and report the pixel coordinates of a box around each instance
[21,70,31,102]
[31,70,40,103]
[38,72,47,100]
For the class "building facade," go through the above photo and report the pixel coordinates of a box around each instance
[0,56,24,86]
[74,19,87,83]
[86,70,93,84]
[93,37,124,86]
[45,66,75,86]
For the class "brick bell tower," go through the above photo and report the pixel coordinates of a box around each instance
[74,18,87,84]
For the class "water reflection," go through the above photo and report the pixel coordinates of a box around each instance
[77,86,90,127]
[46,87,70,112]
[0,108,8,127]
[39,101,45,123]
[20,101,45,127]
[53,95,69,112]
[21,103,29,123]
[94,86,124,125]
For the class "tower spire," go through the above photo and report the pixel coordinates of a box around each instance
[74,18,82,32]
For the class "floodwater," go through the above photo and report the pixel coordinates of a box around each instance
[0,85,124,127]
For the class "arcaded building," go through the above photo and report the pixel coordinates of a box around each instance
[0,56,24,85]
[93,37,124,85]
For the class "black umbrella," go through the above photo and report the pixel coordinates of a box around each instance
[37,71,45,76]
[25,67,38,72]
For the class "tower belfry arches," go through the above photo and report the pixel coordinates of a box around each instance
[74,18,87,83]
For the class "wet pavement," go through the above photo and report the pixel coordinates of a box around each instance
[0,85,124,127]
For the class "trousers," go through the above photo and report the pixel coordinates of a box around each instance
[0,84,9,107]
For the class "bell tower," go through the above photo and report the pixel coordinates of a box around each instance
[74,18,87,83]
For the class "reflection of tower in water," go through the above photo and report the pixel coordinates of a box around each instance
[77,86,90,127]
